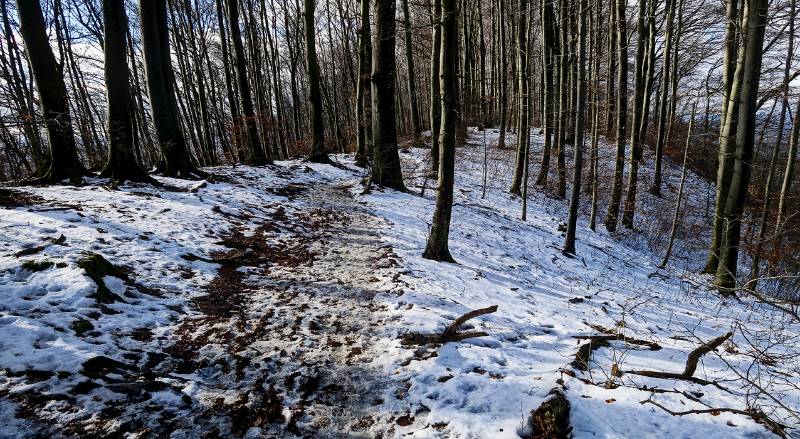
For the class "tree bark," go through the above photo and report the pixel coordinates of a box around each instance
[304,0,328,162]
[604,0,628,232]
[509,0,529,195]
[16,0,87,184]
[715,0,768,290]
[423,0,458,263]
[429,0,442,175]
[563,0,587,256]
[139,0,199,177]
[100,0,151,183]
[401,0,422,143]
[705,0,741,273]
[371,0,406,190]
[650,0,676,196]
[355,0,372,166]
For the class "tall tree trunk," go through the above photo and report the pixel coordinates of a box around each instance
[371,0,406,190]
[304,0,328,161]
[604,0,628,232]
[423,0,457,263]
[355,0,372,166]
[509,0,529,195]
[535,0,556,186]
[401,0,422,143]
[555,0,569,198]
[751,0,795,283]
[776,97,800,230]
[139,0,199,177]
[429,0,442,175]
[497,0,508,149]
[705,0,741,273]
[100,0,150,183]
[715,0,768,290]
[228,0,269,165]
[650,0,676,196]
[563,0,587,256]
[620,0,649,229]
[661,100,697,269]
[16,0,86,184]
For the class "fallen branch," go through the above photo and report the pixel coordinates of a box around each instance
[625,332,732,380]
[640,396,788,438]
[570,334,662,371]
[401,305,497,346]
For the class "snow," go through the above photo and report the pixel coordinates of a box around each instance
[0,128,798,437]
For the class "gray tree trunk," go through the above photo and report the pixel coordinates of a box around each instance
[371,0,406,190]
[564,0,587,255]
[423,0,458,262]
[715,0,768,290]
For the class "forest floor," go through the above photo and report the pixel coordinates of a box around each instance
[1,128,799,438]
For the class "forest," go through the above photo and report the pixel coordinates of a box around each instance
[0,0,799,437]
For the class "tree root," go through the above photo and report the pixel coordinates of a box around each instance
[401,305,497,346]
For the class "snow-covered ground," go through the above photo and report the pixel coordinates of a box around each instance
[0,128,798,438]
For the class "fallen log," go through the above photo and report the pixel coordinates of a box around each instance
[401,305,498,346]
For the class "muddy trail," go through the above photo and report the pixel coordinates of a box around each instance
[161,180,407,437]
[6,171,408,438]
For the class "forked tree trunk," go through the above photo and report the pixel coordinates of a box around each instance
[16,0,86,184]
[715,0,768,290]
[705,0,741,273]
[423,0,458,263]
[371,0,406,190]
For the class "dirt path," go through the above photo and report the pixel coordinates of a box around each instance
[163,177,405,438]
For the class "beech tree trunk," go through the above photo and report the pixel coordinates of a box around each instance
[16,0,86,184]
[650,0,676,196]
[355,0,371,166]
[304,0,328,162]
[564,0,587,256]
[423,0,457,262]
[621,0,649,229]
[228,0,269,165]
[100,0,150,183]
[139,0,199,177]
[604,0,628,232]
[715,0,768,289]
[371,0,406,190]
[509,0,529,195]
[429,0,442,175]
[705,0,741,273]
[401,0,422,143]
